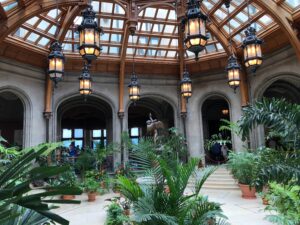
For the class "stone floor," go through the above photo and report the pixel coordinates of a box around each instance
[53,190,273,225]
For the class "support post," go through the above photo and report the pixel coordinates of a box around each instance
[240,69,250,107]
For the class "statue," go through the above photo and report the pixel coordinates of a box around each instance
[146,113,164,143]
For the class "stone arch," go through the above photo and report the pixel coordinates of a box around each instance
[254,73,300,100]
[0,85,32,147]
[125,92,179,130]
[198,92,233,163]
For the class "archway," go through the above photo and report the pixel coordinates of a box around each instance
[201,96,231,164]
[261,79,300,148]
[0,92,24,147]
[127,97,175,143]
[263,80,300,104]
[57,95,113,170]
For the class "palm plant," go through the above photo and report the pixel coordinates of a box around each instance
[0,144,82,225]
[238,98,300,149]
[117,158,229,225]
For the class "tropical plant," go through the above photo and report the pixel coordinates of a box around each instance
[238,98,300,149]
[0,145,82,225]
[84,178,99,193]
[254,148,300,191]
[265,183,300,225]
[227,151,258,186]
[105,201,130,225]
[117,158,229,225]
[75,150,96,178]
[204,133,231,153]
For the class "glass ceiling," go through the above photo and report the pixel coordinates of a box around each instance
[5,0,298,61]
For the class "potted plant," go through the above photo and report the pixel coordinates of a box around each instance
[227,152,258,199]
[105,201,130,225]
[84,178,100,202]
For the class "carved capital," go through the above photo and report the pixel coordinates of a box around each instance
[43,112,52,120]
[118,111,125,119]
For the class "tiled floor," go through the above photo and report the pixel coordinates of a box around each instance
[53,190,273,225]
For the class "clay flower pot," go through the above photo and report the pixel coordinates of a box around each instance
[61,195,75,200]
[239,183,256,199]
[88,192,97,202]
[262,197,269,205]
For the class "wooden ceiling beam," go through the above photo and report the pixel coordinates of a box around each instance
[18,0,26,8]
[253,0,300,62]
[0,0,88,44]
[57,5,84,42]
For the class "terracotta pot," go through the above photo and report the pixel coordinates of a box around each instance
[239,183,256,199]
[262,197,269,205]
[88,192,97,202]
[61,195,75,200]
[124,209,130,216]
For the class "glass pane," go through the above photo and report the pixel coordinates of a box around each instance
[74,129,83,138]
[63,129,72,138]
[131,127,139,136]
[74,140,83,149]
[103,129,107,137]
[131,138,139,145]
[63,140,72,148]
[93,129,101,138]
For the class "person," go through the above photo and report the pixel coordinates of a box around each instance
[221,144,228,160]
[69,144,76,157]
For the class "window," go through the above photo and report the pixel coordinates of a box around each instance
[62,128,84,149]
[92,129,107,149]
[130,127,140,145]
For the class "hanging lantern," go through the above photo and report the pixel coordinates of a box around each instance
[242,26,263,73]
[181,70,192,99]
[77,5,102,61]
[226,55,241,92]
[182,0,208,60]
[48,41,65,83]
[222,109,229,115]
[79,64,92,96]
[128,73,140,102]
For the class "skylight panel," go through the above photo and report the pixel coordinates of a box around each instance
[3,1,17,11]
[91,1,100,12]
[48,25,57,35]
[168,10,176,20]
[101,2,113,13]
[38,37,50,47]
[62,43,72,51]
[47,9,61,19]
[101,46,108,54]
[285,0,300,8]
[112,20,124,29]
[74,16,82,25]
[206,44,216,53]
[156,50,166,57]
[37,20,50,31]
[146,49,157,56]
[166,51,176,58]
[149,37,159,46]
[26,17,39,26]
[170,39,178,47]
[109,47,120,55]
[235,12,248,23]
[100,18,111,28]
[145,8,156,18]
[110,34,122,43]
[156,9,168,19]
[140,23,152,32]
[259,15,273,26]
[114,4,125,15]
[27,33,40,42]
[136,49,146,56]
[138,36,149,45]
[101,33,110,41]
[152,24,163,33]
[203,1,213,10]
[126,48,134,55]
[14,28,29,38]
[164,25,175,33]
[160,38,170,46]
[215,9,227,21]
[216,43,224,51]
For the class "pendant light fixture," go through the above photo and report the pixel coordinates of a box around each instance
[128,34,140,103]
[180,69,192,99]
[225,1,241,92]
[79,63,92,96]
[48,0,64,85]
[78,4,103,62]
[242,0,263,73]
[48,41,65,84]
[182,0,208,61]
